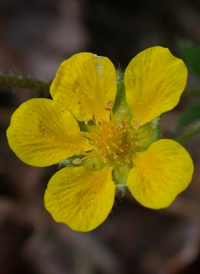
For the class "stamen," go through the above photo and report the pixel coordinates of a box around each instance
[78,148,87,156]
[111,141,119,149]
[122,111,127,124]
[72,158,82,165]
[84,117,88,124]
[89,140,96,145]
[125,144,129,150]
[85,123,98,135]
[110,109,115,121]
[105,101,114,111]
[107,101,114,109]
[83,107,132,162]
[135,119,140,130]
[113,155,119,160]
[125,158,130,164]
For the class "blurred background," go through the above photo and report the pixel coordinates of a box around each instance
[0,0,200,273]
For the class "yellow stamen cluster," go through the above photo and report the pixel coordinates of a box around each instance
[85,114,133,166]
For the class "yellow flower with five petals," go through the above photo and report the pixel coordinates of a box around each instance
[7,46,194,232]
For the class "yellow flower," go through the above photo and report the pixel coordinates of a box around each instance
[7,46,194,232]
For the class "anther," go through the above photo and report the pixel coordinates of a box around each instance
[107,101,113,109]
[89,140,95,145]
[111,142,119,150]
[105,101,113,111]
[125,158,130,164]
[135,119,140,130]
[72,158,82,165]
[125,144,129,150]
[84,117,88,124]
[113,155,119,160]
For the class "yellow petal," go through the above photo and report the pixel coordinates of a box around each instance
[7,99,92,167]
[50,52,117,122]
[124,46,188,127]
[127,139,194,209]
[44,166,115,232]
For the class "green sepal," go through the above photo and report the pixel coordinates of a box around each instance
[80,154,106,171]
[113,69,132,124]
[135,118,161,152]
[112,161,133,185]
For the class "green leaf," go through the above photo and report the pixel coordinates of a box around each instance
[175,99,200,130]
[179,40,200,77]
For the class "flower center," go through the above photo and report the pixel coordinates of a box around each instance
[94,120,129,158]
[85,114,135,167]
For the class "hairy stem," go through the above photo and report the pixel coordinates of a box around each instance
[0,74,51,91]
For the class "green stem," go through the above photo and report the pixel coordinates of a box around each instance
[176,123,200,143]
[0,74,51,91]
